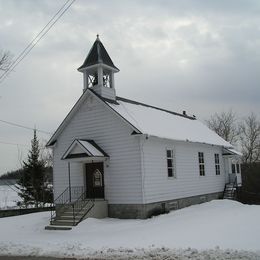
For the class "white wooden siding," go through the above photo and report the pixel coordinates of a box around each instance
[53,94,142,204]
[141,137,225,204]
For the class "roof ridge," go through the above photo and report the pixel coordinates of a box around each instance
[116,96,196,120]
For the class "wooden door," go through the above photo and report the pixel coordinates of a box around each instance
[85,163,104,199]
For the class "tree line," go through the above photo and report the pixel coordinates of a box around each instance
[206,110,260,164]
[206,110,260,203]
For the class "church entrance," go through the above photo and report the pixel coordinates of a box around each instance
[85,162,104,199]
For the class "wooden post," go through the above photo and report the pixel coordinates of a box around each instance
[68,162,71,202]
[98,66,103,86]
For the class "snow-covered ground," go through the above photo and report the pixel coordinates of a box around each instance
[0,185,21,209]
[0,200,260,259]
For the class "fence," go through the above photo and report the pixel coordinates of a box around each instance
[238,163,260,204]
[0,206,54,218]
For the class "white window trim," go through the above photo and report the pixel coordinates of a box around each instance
[231,161,241,174]
[198,152,205,177]
[166,147,176,179]
[214,153,221,176]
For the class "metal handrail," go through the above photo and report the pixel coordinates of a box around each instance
[223,176,238,199]
[50,186,85,224]
[50,187,70,223]
[70,189,94,225]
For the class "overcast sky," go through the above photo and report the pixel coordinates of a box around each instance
[0,0,260,175]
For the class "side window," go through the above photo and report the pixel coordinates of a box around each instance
[198,152,205,176]
[232,164,236,174]
[214,153,220,175]
[236,164,240,173]
[166,149,176,178]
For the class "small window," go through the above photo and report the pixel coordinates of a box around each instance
[236,164,240,173]
[215,153,220,175]
[166,149,175,178]
[232,164,236,174]
[198,152,205,176]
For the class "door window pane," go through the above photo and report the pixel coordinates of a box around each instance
[93,169,103,187]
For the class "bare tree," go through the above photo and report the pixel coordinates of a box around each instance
[0,50,12,72]
[239,113,260,163]
[205,110,239,145]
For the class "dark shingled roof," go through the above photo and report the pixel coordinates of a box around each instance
[78,36,119,71]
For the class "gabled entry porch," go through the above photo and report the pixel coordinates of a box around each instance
[47,139,109,229]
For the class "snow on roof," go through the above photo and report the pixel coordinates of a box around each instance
[223,148,242,156]
[106,98,232,148]
[62,139,108,159]
[78,140,105,157]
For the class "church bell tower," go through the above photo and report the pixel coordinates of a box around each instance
[78,35,119,100]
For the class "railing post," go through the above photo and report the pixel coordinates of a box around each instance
[68,162,71,202]
[72,204,75,225]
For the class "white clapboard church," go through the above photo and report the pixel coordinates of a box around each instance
[46,36,242,227]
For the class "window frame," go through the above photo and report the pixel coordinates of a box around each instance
[166,148,176,178]
[236,163,240,174]
[214,153,220,175]
[198,152,205,176]
[231,163,236,174]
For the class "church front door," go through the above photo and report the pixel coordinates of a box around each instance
[85,162,104,199]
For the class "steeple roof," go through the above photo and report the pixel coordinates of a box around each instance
[78,35,119,71]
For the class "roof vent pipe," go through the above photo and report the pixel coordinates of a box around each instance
[183,111,186,116]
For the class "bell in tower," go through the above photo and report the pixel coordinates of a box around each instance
[78,35,119,100]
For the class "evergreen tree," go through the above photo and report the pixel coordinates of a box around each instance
[17,129,51,207]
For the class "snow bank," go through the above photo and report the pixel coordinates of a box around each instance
[0,200,259,258]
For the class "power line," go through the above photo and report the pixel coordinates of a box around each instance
[0,119,52,135]
[0,140,29,147]
[0,0,72,83]
[0,0,76,84]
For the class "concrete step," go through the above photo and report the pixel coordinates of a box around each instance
[61,211,87,215]
[56,216,82,221]
[57,213,87,220]
[51,220,75,226]
[49,200,107,229]
[53,207,93,225]
[63,205,93,212]
[224,194,234,197]
[45,225,72,230]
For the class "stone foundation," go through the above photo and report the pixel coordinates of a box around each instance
[108,192,223,219]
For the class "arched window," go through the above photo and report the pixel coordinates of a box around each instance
[93,169,103,187]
